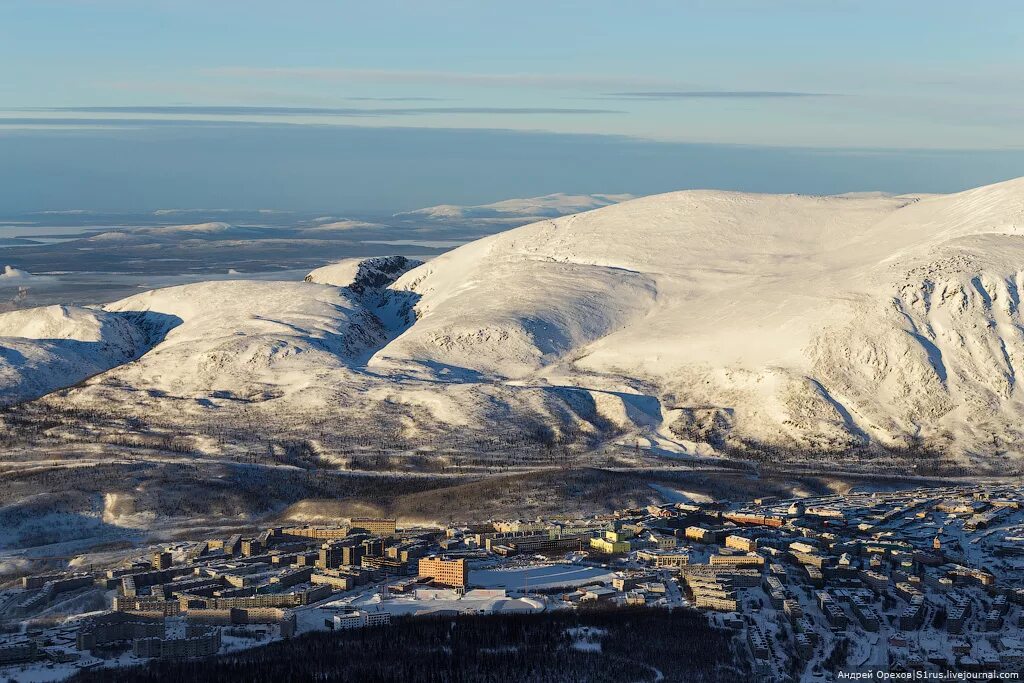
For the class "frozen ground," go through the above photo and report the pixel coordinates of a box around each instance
[322,587,544,619]
[470,564,617,590]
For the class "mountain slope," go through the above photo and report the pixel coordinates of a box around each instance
[88,280,388,403]
[374,178,1024,462]
[304,255,422,294]
[5,179,1024,470]
[0,305,147,405]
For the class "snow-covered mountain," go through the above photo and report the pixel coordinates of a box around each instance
[0,305,147,405]
[94,280,390,402]
[395,193,634,222]
[378,180,1024,462]
[305,255,423,293]
[5,178,1024,468]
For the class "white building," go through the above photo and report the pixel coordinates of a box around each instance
[333,610,391,630]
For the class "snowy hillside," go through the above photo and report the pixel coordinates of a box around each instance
[0,305,146,404]
[4,178,1024,468]
[89,280,389,404]
[377,177,1024,461]
[304,255,422,293]
[396,193,634,222]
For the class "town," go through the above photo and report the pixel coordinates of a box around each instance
[1,482,1023,681]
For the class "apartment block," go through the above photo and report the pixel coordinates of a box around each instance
[418,557,468,589]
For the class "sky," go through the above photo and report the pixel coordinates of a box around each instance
[1,0,1023,213]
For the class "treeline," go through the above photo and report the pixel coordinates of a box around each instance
[1,396,606,472]
[72,607,748,683]
[722,434,1004,478]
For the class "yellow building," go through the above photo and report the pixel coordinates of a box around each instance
[350,518,398,537]
[603,528,634,543]
[589,537,631,554]
[709,553,765,567]
[724,535,757,553]
[418,557,468,588]
[653,535,678,550]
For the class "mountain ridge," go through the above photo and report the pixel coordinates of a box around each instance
[3,178,1024,470]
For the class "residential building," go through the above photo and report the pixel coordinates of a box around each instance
[418,557,468,589]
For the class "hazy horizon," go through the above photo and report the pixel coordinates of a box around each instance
[2,124,1023,215]
[2,0,1023,214]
